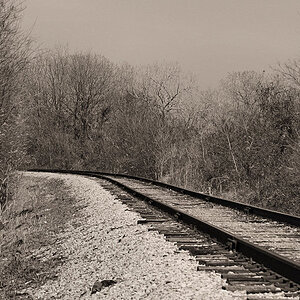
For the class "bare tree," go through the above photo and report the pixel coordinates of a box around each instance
[66,53,116,140]
[277,59,300,89]
[0,0,32,206]
[134,62,194,118]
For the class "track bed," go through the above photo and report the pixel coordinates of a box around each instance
[29,169,300,298]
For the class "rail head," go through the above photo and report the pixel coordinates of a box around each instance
[27,168,300,284]
[28,169,300,227]
[87,171,300,227]
[98,173,300,285]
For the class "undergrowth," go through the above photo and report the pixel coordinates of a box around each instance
[0,173,81,299]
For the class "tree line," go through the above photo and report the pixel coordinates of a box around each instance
[1,0,299,214]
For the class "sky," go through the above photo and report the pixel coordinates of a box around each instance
[22,0,300,88]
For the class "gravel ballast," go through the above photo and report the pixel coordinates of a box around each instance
[24,172,245,299]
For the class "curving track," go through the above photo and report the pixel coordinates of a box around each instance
[29,169,300,298]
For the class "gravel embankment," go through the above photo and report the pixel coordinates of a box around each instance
[25,172,245,299]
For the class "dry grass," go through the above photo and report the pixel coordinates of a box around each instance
[0,172,81,299]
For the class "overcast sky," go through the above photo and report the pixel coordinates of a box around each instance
[22,0,300,88]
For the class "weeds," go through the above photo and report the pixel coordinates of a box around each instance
[0,173,81,298]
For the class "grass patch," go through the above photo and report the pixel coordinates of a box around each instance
[0,173,81,299]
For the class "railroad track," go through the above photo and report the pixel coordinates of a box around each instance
[29,169,300,299]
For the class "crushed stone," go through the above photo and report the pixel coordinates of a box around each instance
[24,172,245,299]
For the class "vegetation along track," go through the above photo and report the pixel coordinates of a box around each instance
[30,169,300,298]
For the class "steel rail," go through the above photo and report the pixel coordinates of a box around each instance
[100,174,300,285]
[29,169,300,227]
[96,172,300,227]
[28,169,300,284]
